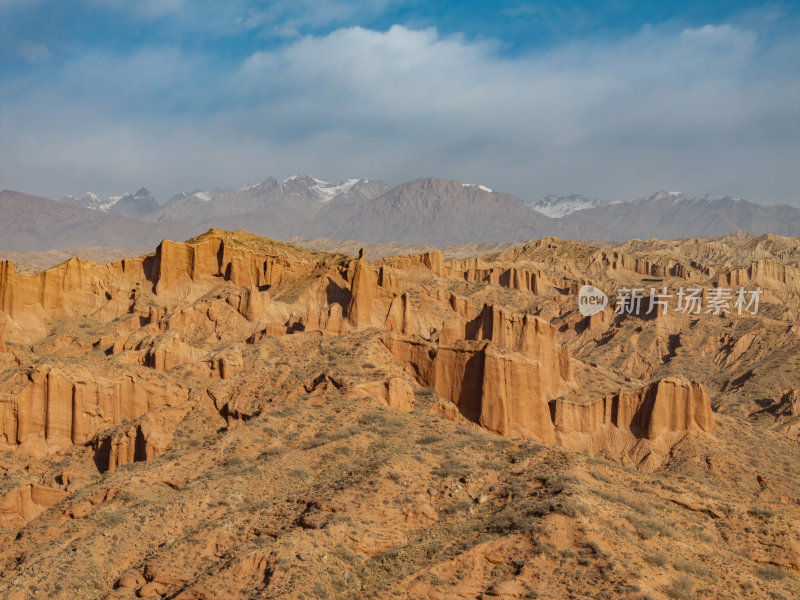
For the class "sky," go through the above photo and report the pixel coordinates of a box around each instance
[0,0,798,206]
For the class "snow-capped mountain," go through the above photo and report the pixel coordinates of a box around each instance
[161,176,387,214]
[61,191,117,212]
[39,180,798,248]
[525,194,606,218]
[60,188,158,220]
[283,174,367,203]
[303,177,555,244]
[143,175,392,238]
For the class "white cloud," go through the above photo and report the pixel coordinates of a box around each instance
[0,22,798,206]
[238,0,405,30]
[681,23,747,44]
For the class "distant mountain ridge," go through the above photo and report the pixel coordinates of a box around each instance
[61,187,158,220]
[145,175,390,239]
[1,176,797,252]
[304,177,558,244]
[570,190,800,240]
[0,190,193,252]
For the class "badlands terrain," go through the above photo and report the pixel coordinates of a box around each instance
[0,229,798,599]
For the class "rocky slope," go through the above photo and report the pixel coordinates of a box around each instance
[0,190,193,252]
[0,230,798,599]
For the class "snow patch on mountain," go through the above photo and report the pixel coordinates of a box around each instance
[101,196,123,210]
[311,178,362,202]
[463,183,493,193]
[61,191,121,211]
[526,194,605,218]
[281,174,370,202]
[60,189,158,218]
[235,182,262,193]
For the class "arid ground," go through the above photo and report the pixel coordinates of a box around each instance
[0,229,798,599]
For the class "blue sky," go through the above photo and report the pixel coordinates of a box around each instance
[1,0,798,206]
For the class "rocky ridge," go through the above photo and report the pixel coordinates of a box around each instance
[0,231,718,462]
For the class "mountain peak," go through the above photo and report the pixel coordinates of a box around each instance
[282,173,317,185]
[279,175,378,203]
[641,190,689,203]
[112,188,159,219]
[60,187,158,219]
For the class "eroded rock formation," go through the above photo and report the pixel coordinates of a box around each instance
[772,389,800,443]
[348,255,380,328]
[380,305,572,444]
[354,377,416,413]
[2,229,798,599]
[0,363,190,457]
[91,408,189,472]
[0,229,772,470]
[551,377,712,440]
[590,251,696,280]
[0,483,66,529]
[720,259,800,302]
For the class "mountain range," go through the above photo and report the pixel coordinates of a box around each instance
[2,176,798,251]
[0,189,194,252]
[62,187,159,220]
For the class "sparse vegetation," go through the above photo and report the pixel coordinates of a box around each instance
[1,229,799,600]
[663,575,695,599]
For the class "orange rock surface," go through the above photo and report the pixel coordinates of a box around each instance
[0,229,798,599]
[551,376,712,439]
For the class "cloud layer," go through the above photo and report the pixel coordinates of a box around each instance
[1,6,798,205]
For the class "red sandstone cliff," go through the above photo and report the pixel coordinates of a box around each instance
[0,363,190,457]
[551,377,712,440]
[0,230,725,466]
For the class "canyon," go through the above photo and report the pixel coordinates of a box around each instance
[0,229,797,599]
